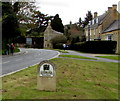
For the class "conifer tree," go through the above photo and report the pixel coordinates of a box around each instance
[51,14,64,33]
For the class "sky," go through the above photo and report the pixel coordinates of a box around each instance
[36,0,120,25]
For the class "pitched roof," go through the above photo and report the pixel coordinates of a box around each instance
[103,19,120,33]
[88,12,108,29]
[98,13,108,24]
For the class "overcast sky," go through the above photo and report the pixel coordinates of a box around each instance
[36,0,119,25]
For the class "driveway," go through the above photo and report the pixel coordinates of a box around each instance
[1,48,59,77]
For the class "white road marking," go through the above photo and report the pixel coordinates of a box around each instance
[3,61,10,64]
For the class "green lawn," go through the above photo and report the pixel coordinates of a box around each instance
[60,54,97,60]
[2,58,118,99]
[96,56,120,60]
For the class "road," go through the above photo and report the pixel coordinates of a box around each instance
[1,48,59,77]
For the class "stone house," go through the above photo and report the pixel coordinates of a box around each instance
[44,22,63,48]
[85,4,120,53]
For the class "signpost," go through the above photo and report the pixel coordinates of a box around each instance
[37,60,56,91]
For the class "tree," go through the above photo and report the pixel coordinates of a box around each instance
[78,17,82,27]
[82,11,93,28]
[51,14,64,33]
[2,2,20,43]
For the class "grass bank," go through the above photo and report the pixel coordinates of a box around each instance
[2,58,118,99]
[96,56,120,60]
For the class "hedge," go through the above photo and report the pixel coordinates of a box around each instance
[70,41,117,54]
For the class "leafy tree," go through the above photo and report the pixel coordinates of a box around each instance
[34,11,53,28]
[2,2,20,43]
[51,14,64,33]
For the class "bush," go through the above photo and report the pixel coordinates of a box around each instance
[51,35,67,46]
[71,41,117,54]
[53,43,63,49]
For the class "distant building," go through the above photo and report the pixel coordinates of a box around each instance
[85,4,120,53]
[64,23,85,44]
[44,22,63,48]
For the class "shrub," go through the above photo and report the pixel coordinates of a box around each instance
[53,43,63,49]
[51,35,67,45]
[71,41,117,54]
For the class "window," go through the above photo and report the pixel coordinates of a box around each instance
[90,29,92,36]
[106,34,113,41]
[96,18,99,23]
[86,30,88,36]
[92,19,94,25]
[94,29,96,35]
[94,19,96,24]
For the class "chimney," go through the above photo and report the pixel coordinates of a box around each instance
[108,7,112,12]
[112,4,117,10]
[94,12,98,18]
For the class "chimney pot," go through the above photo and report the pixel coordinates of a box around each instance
[112,4,117,10]
[108,7,112,11]
[94,12,98,18]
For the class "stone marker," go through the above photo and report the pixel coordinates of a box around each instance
[37,60,56,91]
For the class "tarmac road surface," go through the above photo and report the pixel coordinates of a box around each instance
[1,48,59,77]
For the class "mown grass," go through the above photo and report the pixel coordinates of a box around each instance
[2,58,118,99]
[59,55,97,60]
[96,56,120,60]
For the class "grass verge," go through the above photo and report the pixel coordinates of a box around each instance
[2,47,20,55]
[54,49,68,53]
[96,56,120,61]
[2,58,118,99]
[59,54,97,60]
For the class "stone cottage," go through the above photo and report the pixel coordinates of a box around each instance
[85,4,120,53]
[44,22,63,48]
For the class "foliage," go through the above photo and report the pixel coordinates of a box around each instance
[51,35,67,45]
[71,41,117,54]
[2,2,21,44]
[51,14,64,33]
[82,11,93,28]
[70,34,86,45]
[13,2,53,37]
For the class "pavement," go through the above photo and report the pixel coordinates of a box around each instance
[60,50,120,63]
